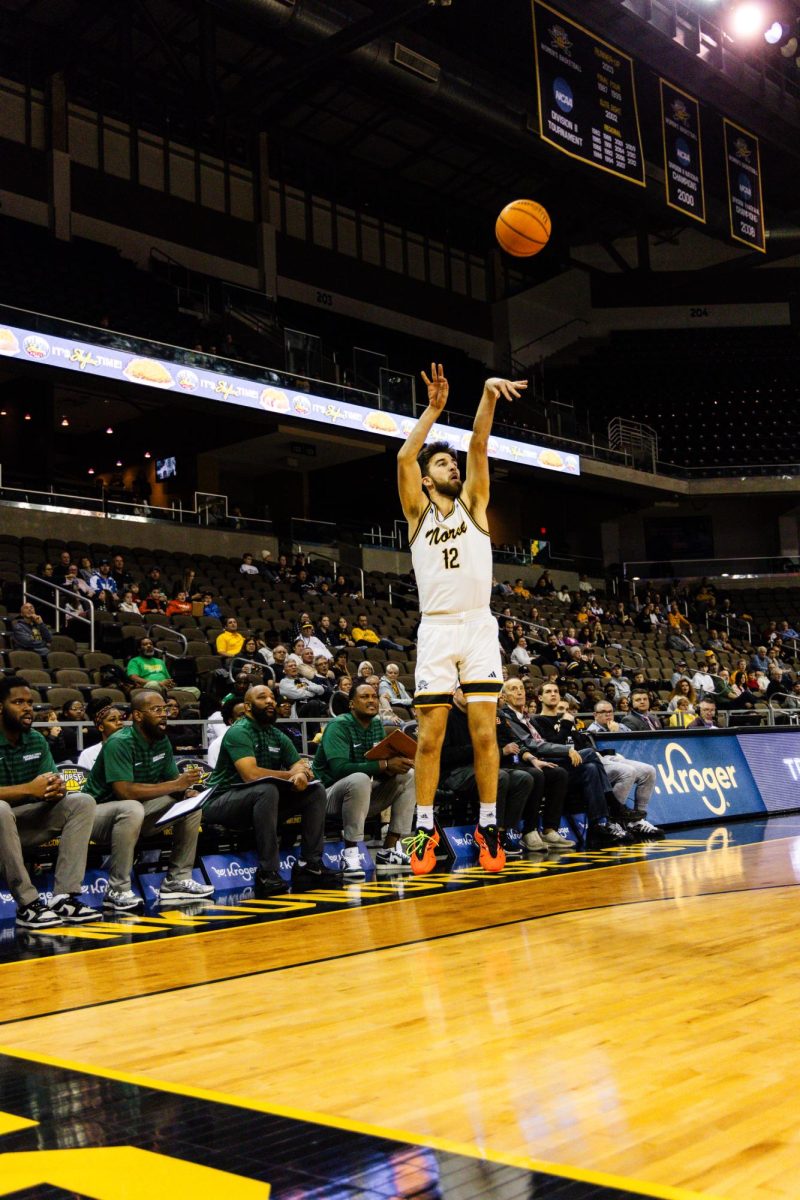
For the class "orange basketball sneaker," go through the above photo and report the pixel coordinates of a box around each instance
[474,824,506,873]
[408,827,440,875]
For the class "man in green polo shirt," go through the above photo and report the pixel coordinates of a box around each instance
[313,682,416,878]
[126,636,175,692]
[0,676,96,928]
[86,690,214,907]
[206,684,337,896]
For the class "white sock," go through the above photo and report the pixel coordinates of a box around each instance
[479,803,497,827]
[416,805,434,828]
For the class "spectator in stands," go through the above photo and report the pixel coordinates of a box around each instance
[691,661,716,697]
[41,707,67,763]
[690,698,718,729]
[670,659,692,688]
[77,701,126,771]
[268,644,288,684]
[335,616,356,648]
[356,661,375,683]
[667,679,697,713]
[378,663,413,721]
[528,681,627,847]
[63,563,94,600]
[666,602,694,651]
[86,690,213,910]
[315,655,335,685]
[498,619,517,658]
[298,620,333,661]
[608,601,633,628]
[11,602,52,659]
[351,612,403,652]
[513,578,531,600]
[0,676,96,928]
[140,588,167,616]
[202,592,222,619]
[497,679,571,850]
[314,682,416,876]
[126,636,176,693]
[278,659,328,717]
[314,615,336,654]
[510,636,532,674]
[586,702,662,837]
[330,651,351,682]
[88,561,118,607]
[668,696,694,728]
[119,590,141,615]
[441,686,534,857]
[534,571,555,595]
[713,667,745,711]
[636,603,662,634]
[231,637,264,678]
[110,554,133,593]
[764,664,793,704]
[28,562,56,610]
[78,556,95,585]
[607,663,631,703]
[207,696,246,768]
[750,645,770,674]
[166,591,192,618]
[52,550,73,587]
[204,684,337,894]
[620,690,663,731]
[216,617,245,659]
[164,696,202,753]
[59,699,99,763]
[240,553,259,576]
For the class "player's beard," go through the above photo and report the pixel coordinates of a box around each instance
[436,477,462,499]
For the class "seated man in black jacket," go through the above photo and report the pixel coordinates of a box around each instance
[527,681,631,848]
[497,679,572,851]
[441,688,533,858]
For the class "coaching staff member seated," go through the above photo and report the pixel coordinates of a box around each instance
[0,676,96,928]
[86,690,214,908]
[496,679,572,850]
[313,682,416,877]
[205,684,337,897]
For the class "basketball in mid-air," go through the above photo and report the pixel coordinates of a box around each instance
[495,200,552,257]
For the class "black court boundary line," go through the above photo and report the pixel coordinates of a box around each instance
[1,878,796,1029]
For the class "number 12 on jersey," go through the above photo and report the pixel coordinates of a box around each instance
[442,547,460,570]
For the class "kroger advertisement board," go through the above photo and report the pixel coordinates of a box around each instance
[594,730,800,824]
[0,319,580,477]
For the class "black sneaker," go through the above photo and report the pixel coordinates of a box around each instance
[49,894,97,923]
[587,823,628,850]
[292,858,344,883]
[255,870,290,897]
[501,834,523,858]
[16,899,62,929]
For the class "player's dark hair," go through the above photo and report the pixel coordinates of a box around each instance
[0,676,29,705]
[417,441,456,480]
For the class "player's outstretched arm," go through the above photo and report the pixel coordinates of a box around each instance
[397,363,449,524]
[464,376,527,511]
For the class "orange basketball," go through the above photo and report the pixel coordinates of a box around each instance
[495,199,552,257]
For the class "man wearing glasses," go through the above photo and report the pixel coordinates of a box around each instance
[587,702,664,839]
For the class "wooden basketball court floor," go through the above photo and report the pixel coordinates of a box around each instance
[1,815,799,1200]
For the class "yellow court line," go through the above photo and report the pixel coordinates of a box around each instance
[0,835,792,974]
[0,1043,728,1200]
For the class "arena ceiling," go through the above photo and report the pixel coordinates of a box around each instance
[2,0,800,270]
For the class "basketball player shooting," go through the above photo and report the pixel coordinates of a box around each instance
[397,364,527,874]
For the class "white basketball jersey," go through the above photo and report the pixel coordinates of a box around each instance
[410,497,492,616]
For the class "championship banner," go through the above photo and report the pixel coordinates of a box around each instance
[532,0,645,186]
[659,79,705,223]
[723,118,766,252]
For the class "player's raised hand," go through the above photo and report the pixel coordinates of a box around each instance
[483,377,528,402]
[421,363,449,411]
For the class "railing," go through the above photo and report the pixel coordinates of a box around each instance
[704,611,753,647]
[291,548,365,599]
[624,555,800,581]
[22,575,95,651]
[147,624,188,659]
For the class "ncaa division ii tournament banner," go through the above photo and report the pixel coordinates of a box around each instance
[723,118,766,253]
[659,79,706,224]
[532,0,645,186]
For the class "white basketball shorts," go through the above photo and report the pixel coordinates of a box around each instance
[414,607,503,708]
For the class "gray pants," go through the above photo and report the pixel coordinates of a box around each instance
[90,793,201,891]
[203,780,327,872]
[0,791,96,907]
[603,754,656,815]
[325,770,416,844]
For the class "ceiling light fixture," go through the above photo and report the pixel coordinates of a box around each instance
[61,416,69,427]
[106,426,113,434]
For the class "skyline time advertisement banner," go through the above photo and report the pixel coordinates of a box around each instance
[659,79,706,224]
[532,1,645,186]
[0,317,580,478]
[723,117,766,253]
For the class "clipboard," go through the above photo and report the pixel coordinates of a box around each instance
[365,728,417,761]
